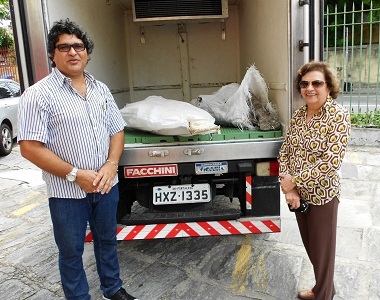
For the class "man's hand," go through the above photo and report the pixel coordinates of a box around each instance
[75,169,99,193]
[91,162,118,194]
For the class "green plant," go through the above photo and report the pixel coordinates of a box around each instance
[0,1,10,20]
[324,1,380,48]
[350,109,380,127]
[0,27,12,47]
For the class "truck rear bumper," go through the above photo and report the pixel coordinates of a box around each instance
[85,217,281,241]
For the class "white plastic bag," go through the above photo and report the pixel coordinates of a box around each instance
[194,64,280,130]
[120,96,220,136]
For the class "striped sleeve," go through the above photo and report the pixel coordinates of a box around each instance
[17,84,49,144]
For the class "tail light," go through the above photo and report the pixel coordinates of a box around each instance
[256,160,279,176]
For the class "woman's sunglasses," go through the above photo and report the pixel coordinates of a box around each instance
[299,80,325,89]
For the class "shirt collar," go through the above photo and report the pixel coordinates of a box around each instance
[52,68,96,87]
[323,96,334,112]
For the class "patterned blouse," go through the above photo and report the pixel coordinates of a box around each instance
[278,97,351,205]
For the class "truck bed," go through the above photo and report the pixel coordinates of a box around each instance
[120,127,284,166]
[124,127,282,144]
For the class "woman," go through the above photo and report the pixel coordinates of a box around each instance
[278,61,351,300]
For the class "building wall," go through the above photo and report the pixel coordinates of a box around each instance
[325,44,380,90]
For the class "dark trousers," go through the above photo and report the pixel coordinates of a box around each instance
[296,197,339,300]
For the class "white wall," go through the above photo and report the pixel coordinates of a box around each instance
[46,0,130,107]
[237,0,290,126]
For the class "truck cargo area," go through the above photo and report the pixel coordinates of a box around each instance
[22,0,292,124]
[113,0,287,236]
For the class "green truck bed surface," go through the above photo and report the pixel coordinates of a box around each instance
[124,127,282,144]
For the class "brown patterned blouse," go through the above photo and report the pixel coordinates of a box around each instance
[278,97,351,205]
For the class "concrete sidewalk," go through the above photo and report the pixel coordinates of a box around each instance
[290,144,380,299]
[0,140,379,299]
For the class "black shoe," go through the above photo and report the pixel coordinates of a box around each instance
[103,287,138,300]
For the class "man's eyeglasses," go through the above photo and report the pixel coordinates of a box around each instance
[299,80,326,89]
[55,43,86,52]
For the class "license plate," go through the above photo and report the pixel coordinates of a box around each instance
[153,183,211,205]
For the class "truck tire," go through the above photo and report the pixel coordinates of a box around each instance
[0,123,13,156]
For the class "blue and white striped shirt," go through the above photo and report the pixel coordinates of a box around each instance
[17,68,126,198]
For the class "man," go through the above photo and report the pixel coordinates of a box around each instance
[17,19,138,300]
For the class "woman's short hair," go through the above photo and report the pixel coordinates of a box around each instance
[295,61,341,99]
[47,18,94,67]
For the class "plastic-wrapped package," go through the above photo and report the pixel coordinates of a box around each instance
[120,96,220,136]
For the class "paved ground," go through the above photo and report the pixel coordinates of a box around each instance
[0,138,380,299]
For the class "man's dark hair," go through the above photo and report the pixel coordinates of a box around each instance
[47,18,94,67]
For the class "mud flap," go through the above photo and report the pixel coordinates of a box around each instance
[250,176,280,217]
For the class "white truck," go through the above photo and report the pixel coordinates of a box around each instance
[10,0,323,241]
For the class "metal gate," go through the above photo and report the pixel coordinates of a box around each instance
[324,1,380,114]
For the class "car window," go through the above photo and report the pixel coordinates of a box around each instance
[6,81,21,96]
[0,83,13,99]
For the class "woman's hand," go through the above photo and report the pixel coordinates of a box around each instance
[279,173,296,194]
[284,188,301,210]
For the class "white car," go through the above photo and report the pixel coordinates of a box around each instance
[0,79,20,156]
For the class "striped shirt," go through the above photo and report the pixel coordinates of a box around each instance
[17,68,126,198]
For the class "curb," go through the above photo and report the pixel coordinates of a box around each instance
[348,127,380,147]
